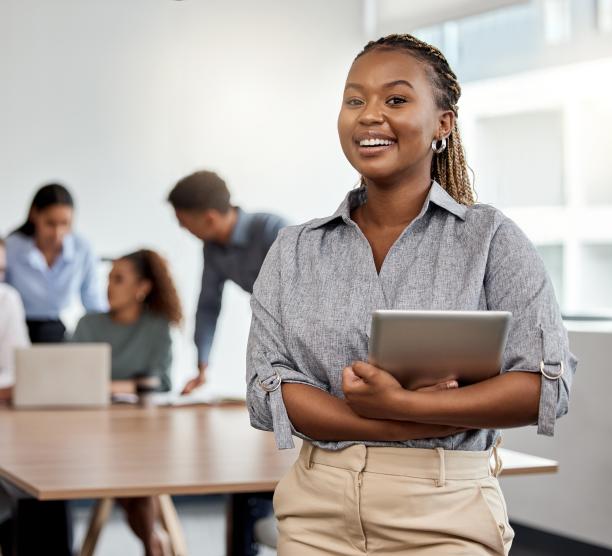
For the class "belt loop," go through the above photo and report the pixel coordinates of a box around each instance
[491,436,503,477]
[305,442,314,470]
[358,444,368,473]
[356,445,367,490]
[435,448,446,487]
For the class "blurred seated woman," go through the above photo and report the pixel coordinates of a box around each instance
[0,237,31,555]
[73,249,181,392]
[0,237,30,402]
[73,248,182,556]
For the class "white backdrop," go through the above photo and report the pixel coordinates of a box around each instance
[0,0,364,396]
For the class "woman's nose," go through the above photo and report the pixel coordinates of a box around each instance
[359,102,385,125]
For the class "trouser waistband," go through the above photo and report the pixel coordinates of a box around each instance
[300,441,502,485]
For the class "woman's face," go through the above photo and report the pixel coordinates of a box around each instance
[107,259,151,313]
[31,204,73,251]
[338,48,453,186]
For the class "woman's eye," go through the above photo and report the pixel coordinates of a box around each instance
[345,97,364,106]
[387,96,407,105]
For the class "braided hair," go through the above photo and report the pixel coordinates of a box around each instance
[356,34,475,206]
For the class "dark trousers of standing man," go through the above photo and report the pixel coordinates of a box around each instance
[0,496,73,556]
[0,319,75,556]
[228,493,274,556]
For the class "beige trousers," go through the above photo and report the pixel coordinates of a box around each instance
[273,442,514,555]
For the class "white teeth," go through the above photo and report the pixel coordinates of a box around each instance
[359,138,395,147]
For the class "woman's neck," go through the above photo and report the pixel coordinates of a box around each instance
[35,239,62,268]
[110,303,143,325]
[359,173,432,229]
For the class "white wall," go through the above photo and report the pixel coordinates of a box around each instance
[0,0,364,396]
[500,329,612,549]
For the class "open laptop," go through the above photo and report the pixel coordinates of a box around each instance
[368,310,511,389]
[13,344,111,408]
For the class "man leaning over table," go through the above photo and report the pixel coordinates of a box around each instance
[168,170,287,556]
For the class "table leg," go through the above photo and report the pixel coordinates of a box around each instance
[80,498,113,556]
[158,494,188,556]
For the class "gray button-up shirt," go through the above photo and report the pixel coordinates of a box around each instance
[246,182,577,450]
[195,208,287,364]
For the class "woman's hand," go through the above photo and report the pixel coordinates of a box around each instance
[111,380,136,395]
[342,362,458,420]
[342,362,404,419]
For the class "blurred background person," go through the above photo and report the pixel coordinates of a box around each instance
[73,248,181,392]
[0,237,29,401]
[2,183,106,555]
[5,183,107,343]
[167,170,287,396]
[72,248,182,556]
[168,170,287,556]
[0,236,30,554]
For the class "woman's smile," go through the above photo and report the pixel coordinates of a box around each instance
[355,131,398,158]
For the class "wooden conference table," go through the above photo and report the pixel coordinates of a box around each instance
[0,404,559,555]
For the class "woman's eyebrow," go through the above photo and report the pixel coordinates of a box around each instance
[383,79,414,89]
[344,79,414,91]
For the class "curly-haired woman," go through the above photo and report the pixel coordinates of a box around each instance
[73,248,182,556]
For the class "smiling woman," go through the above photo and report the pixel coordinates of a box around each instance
[339,34,473,206]
[246,33,576,556]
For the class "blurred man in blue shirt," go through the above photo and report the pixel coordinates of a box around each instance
[168,170,287,394]
[168,170,287,556]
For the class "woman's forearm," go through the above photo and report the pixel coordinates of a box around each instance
[111,380,136,395]
[387,371,541,429]
[282,383,464,442]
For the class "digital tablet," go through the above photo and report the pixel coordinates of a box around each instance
[368,310,511,389]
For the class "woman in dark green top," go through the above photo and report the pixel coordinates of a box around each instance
[74,249,182,392]
[73,249,182,556]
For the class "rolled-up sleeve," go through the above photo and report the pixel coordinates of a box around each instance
[485,217,577,436]
[246,234,328,449]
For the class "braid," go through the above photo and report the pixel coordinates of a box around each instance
[356,34,475,206]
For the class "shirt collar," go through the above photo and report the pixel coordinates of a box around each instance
[229,208,251,247]
[21,233,76,268]
[428,181,467,220]
[307,181,467,229]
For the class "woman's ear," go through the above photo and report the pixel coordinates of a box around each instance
[137,279,152,302]
[437,110,455,140]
